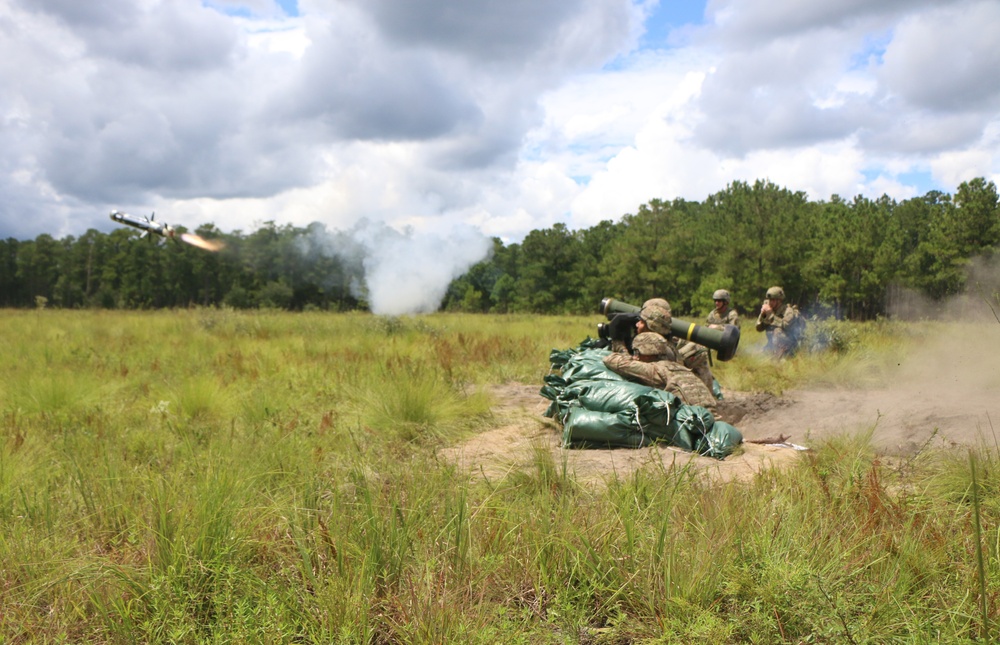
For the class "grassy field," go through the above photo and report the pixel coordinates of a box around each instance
[0,309,997,643]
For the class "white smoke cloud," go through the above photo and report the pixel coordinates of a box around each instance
[301,219,493,315]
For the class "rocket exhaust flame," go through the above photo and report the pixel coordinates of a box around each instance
[180,233,225,252]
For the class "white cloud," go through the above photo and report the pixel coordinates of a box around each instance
[0,0,997,255]
[556,0,1000,225]
[931,148,998,191]
[880,1,1000,111]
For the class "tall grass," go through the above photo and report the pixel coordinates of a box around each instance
[0,309,997,642]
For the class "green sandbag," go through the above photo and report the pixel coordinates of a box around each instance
[631,389,681,441]
[562,407,652,449]
[548,338,606,370]
[541,374,578,419]
[695,421,744,460]
[563,379,657,413]
[674,405,715,433]
[559,349,621,383]
[544,340,744,459]
[672,428,695,452]
[540,376,566,402]
[548,348,578,370]
[542,353,637,420]
[672,405,715,452]
[550,381,683,440]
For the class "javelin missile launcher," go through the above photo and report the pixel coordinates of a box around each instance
[598,297,741,361]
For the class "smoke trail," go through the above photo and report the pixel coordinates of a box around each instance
[301,219,493,315]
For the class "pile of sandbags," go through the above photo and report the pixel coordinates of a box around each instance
[541,343,742,460]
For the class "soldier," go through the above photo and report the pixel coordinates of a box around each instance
[607,296,717,393]
[755,286,805,358]
[638,300,672,338]
[608,301,678,360]
[602,332,718,413]
[706,289,739,329]
[641,297,716,393]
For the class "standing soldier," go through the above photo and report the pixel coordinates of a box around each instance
[755,286,805,358]
[706,289,739,329]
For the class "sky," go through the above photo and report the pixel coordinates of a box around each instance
[2,0,999,248]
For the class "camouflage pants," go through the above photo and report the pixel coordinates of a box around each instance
[767,330,800,358]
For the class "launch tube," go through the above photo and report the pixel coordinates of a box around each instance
[599,297,740,361]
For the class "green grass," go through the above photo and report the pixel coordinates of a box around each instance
[0,309,997,642]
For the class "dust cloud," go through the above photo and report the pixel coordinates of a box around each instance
[739,277,1000,455]
[737,325,1000,455]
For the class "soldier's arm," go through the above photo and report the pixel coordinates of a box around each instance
[603,352,630,372]
[603,354,656,386]
[610,340,630,354]
[770,306,799,330]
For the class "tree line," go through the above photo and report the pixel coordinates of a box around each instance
[447,177,1000,319]
[2,178,998,320]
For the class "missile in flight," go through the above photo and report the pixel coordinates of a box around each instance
[110,210,175,239]
[109,210,225,252]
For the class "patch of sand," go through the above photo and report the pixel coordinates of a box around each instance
[440,383,802,486]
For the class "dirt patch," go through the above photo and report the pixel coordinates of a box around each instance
[442,323,1000,486]
[738,323,1000,456]
[441,384,803,486]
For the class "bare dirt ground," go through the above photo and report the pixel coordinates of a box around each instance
[442,322,1000,486]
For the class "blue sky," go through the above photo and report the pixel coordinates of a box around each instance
[1,0,997,247]
[276,0,297,16]
[640,0,707,47]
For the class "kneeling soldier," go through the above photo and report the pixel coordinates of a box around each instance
[603,332,717,413]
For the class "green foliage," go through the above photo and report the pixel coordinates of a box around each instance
[4,178,999,319]
[257,280,294,309]
[0,310,996,643]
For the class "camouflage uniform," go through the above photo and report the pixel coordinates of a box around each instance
[706,307,739,328]
[755,286,803,357]
[603,333,717,412]
[644,297,715,391]
[610,302,678,361]
[674,338,715,391]
[707,289,739,328]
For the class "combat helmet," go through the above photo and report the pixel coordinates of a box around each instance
[765,286,785,300]
[632,332,669,357]
[639,304,672,335]
[642,298,671,313]
[712,289,731,302]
